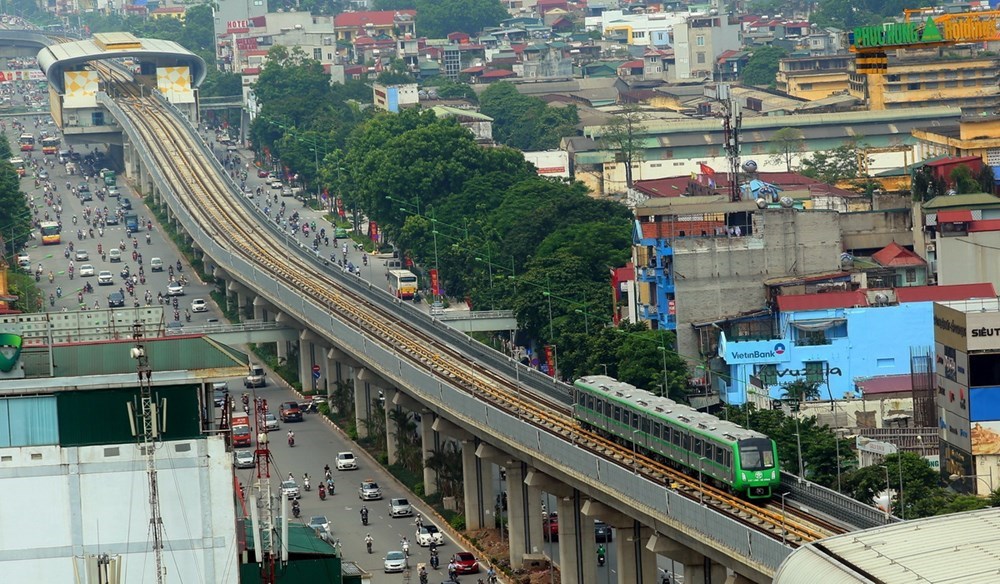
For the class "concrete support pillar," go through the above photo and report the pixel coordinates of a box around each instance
[252,296,267,321]
[236,290,247,321]
[506,463,544,568]
[614,524,657,584]
[385,388,399,465]
[555,493,596,584]
[298,338,312,392]
[461,439,495,530]
[725,573,755,584]
[420,413,438,496]
[648,535,729,584]
[353,367,372,439]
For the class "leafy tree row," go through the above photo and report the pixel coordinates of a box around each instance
[479,82,579,151]
[373,0,510,39]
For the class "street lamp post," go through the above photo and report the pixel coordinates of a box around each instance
[697,456,707,505]
[779,492,789,544]
[599,363,609,376]
[949,472,994,495]
[794,415,805,482]
[632,429,641,474]
[882,465,891,520]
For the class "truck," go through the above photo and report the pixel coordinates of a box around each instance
[231,414,252,448]
[244,364,266,388]
[124,213,139,234]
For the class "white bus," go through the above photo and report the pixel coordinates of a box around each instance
[388,269,418,299]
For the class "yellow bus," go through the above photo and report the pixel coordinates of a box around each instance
[388,269,418,299]
[41,136,59,155]
[40,221,60,245]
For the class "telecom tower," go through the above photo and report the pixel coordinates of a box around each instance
[247,396,286,583]
[129,322,165,584]
[720,83,743,202]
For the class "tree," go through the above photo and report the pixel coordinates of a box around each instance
[479,82,578,151]
[976,163,996,194]
[377,0,510,38]
[950,164,981,194]
[780,378,821,403]
[843,452,940,518]
[741,46,787,88]
[800,142,861,184]
[767,127,805,172]
[600,103,645,190]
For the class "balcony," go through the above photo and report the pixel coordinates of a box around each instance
[637,265,659,283]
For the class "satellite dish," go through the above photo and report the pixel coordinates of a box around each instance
[874,292,890,305]
[756,198,767,209]
[743,160,758,173]
[779,196,794,208]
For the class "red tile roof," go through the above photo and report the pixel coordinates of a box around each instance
[937,210,973,223]
[856,374,912,395]
[152,6,185,13]
[619,60,644,69]
[480,69,516,79]
[871,242,926,268]
[776,290,868,312]
[895,283,996,303]
[924,155,982,168]
[969,219,1000,232]
[716,49,742,62]
[460,65,485,74]
[634,171,824,199]
[334,10,415,28]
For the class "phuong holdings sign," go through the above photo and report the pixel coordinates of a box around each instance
[852,15,1000,50]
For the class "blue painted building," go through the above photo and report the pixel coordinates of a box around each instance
[718,284,997,405]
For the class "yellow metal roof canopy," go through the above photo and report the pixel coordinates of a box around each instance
[93,32,142,51]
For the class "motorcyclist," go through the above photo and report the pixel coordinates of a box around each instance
[291,499,300,518]
[360,505,369,525]
[286,430,294,446]
[303,473,311,491]
[365,534,373,554]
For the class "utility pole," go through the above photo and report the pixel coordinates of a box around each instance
[130,322,165,584]
[721,83,743,202]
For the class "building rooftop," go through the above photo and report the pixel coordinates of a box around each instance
[895,283,996,303]
[773,507,1000,584]
[855,374,913,395]
[333,10,415,28]
[776,290,869,312]
[924,193,1000,210]
[871,242,926,268]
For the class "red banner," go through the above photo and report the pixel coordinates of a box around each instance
[430,269,439,296]
[544,346,555,377]
[336,197,346,218]
[368,221,379,242]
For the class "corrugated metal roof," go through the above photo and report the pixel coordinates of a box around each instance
[47,336,249,377]
[871,242,926,267]
[923,193,1000,210]
[895,283,996,303]
[776,290,869,312]
[937,209,974,222]
[855,374,912,395]
[774,507,1000,584]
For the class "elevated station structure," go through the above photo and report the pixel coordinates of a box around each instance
[37,32,205,141]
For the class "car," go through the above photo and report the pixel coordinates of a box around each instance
[453,551,480,574]
[264,412,279,431]
[595,520,613,543]
[37,168,48,179]
[336,451,358,471]
[358,479,382,501]
[258,168,269,178]
[166,282,184,296]
[270,181,283,189]
[279,401,302,422]
[78,183,90,193]
[98,270,114,285]
[79,264,95,277]
[107,185,121,198]
[119,197,132,210]
[108,248,121,262]
[191,298,208,312]
[244,364,266,388]
[415,524,444,547]
[281,480,300,500]
[543,512,559,541]
[150,257,163,272]
[75,249,89,261]
[212,382,228,407]
[108,292,125,308]
[80,190,92,202]
[308,516,332,539]
[267,172,277,181]
[281,187,292,197]
[105,214,119,226]
[389,497,413,518]
[234,450,255,469]
[383,550,407,573]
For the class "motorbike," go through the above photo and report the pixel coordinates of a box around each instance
[303,476,311,491]
[366,539,373,554]
[287,434,295,447]
[598,551,606,567]
[34,272,39,282]
[402,540,409,556]
[327,478,335,494]
[318,484,326,501]
[361,509,369,526]
[292,501,301,518]
[429,549,439,570]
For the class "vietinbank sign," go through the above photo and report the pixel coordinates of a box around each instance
[721,340,791,365]
[851,15,1000,50]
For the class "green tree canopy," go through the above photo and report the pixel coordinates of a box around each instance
[800,142,861,184]
[741,46,787,88]
[376,0,509,37]
[479,82,579,151]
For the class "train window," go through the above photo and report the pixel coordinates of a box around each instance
[739,439,776,471]
[613,406,621,422]
[694,438,702,455]
[586,395,594,410]
[578,392,586,406]
[715,445,725,464]
[631,412,640,429]
[673,430,681,447]
[705,443,713,461]
[652,422,661,439]
[724,450,731,468]
[641,417,650,433]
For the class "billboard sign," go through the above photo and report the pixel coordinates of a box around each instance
[970,387,1000,422]
[851,14,1000,51]
[936,342,968,386]
[718,338,791,365]
[972,420,1000,455]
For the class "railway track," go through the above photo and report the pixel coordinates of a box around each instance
[104,73,843,546]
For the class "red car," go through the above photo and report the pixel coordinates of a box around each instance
[257,168,269,178]
[453,551,480,574]
[543,512,559,541]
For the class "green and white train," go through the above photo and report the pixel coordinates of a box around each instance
[573,376,781,499]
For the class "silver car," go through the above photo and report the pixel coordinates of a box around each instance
[234,450,255,469]
[281,480,300,500]
[383,550,407,573]
[389,497,413,518]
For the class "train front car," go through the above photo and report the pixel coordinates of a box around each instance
[733,437,780,499]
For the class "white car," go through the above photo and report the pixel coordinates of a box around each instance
[383,550,407,573]
[79,264,95,277]
[166,282,184,296]
[97,270,114,285]
[336,451,358,470]
[308,515,331,539]
[281,480,300,500]
[416,524,444,547]
[191,298,207,312]
[234,450,255,469]
[264,412,279,431]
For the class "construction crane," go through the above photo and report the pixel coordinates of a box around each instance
[130,322,165,584]
[849,9,1000,73]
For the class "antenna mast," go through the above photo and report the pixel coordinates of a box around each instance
[252,397,277,583]
[721,84,743,202]
[132,322,165,584]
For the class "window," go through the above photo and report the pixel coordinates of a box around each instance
[796,329,829,346]
[805,361,825,383]
[641,417,650,433]
[799,83,813,90]
[906,268,917,283]
[613,406,621,422]
[756,364,777,386]
[697,52,706,64]
[313,48,322,60]
[631,411,640,429]
[633,31,646,39]
[924,82,938,90]
[0,396,59,447]
[945,80,957,88]
[907,83,921,90]
[696,35,705,46]
[964,78,977,87]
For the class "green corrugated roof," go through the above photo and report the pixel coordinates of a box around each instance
[923,192,1000,210]
[244,522,339,556]
[48,336,249,377]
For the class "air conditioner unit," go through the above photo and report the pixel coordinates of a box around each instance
[925,242,936,252]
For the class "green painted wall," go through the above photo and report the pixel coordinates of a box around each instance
[57,384,203,446]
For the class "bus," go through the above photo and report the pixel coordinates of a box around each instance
[388,269,418,299]
[41,136,59,155]
[17,133,33,151]
[8,157,25,177]
[39,221,61,245]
